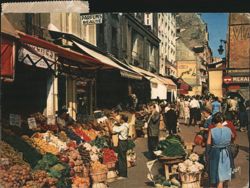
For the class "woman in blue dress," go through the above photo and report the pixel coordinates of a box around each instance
[206,112,234,188]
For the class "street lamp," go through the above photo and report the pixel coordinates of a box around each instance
[218,39,227,55]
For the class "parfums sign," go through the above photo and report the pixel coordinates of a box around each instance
[80,14,103,25]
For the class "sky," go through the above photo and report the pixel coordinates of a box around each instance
[201,13,228,59]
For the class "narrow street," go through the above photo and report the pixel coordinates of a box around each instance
[109,123,249,188]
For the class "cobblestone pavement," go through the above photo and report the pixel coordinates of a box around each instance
[109,122,249,188]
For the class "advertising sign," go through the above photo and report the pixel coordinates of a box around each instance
[229,13,250,69]
[177,61,197,86]
[80,14,103,25]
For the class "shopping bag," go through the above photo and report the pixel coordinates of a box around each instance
[230,143,239,158]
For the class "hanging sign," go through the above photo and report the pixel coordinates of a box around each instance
[80,14,103,24]
[27,117,37,129]
[9,114,21,127]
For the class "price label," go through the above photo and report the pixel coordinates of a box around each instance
[9,114,21,127]
[47,115,56,125]
[27,117,37,129]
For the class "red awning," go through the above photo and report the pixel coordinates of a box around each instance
[17,31,113,69]
[1,37,15,78]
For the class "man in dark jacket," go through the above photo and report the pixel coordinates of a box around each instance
[164,103,178,135]
[147,103,160,159]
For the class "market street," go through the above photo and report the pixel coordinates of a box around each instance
[109,123,249,188]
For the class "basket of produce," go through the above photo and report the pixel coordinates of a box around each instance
[72,176,90,188]
[90,161,108,183]
[178,153,204,185]
[179,171,201,184]
[102,148,117,169]
[157,135,186,158]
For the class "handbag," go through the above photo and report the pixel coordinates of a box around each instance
[229,143,239,158]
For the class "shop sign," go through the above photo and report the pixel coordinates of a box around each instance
[19,45,56,69]
[80,14,103,25]
[9,114,21,127]
[232,76,250,83]
[27,117,37,129]
[28,44,56,61]
[47,115,56,125]
[223,76,232,84]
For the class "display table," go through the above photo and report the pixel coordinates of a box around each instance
[158,155,185,180]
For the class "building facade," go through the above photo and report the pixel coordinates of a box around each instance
[2,13,99,119]
[224,13,250,100]
[176,13,212,95]
[156,13,177,76]
[97,13,160,73]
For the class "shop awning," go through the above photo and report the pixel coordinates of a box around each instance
[48,29,142,80]
[17,31,116,70]
[129,65,177,89]
[73,41,142,80]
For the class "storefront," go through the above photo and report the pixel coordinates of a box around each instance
[129,65,177,102]
[223,75,250,100]
[1,30,112,123]
[47,30,143,109]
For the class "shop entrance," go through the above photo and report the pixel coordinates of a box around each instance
[2,62,48,119]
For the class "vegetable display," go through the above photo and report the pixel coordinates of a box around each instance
[72,176,90,188]
[34,153,71,187]
[91,136,110,149]
[65,128,82,144]
[178,153,204,173]
[73,127,92,142]
[90,161,108,174]
[78,144,91,165]
[102,148,117,164]
[2,133,42,168]
[0,164,31,188]
[0,141,29,166]
[157,135,186,157]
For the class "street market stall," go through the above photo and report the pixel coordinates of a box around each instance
[0,111,136,188]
